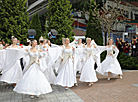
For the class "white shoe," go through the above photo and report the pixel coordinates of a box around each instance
[36,95,39,98]
[30,96,34,99]
[88,83,93,86]
[107,78,110,80]
[120,76,122,79]
[75,83,78,86]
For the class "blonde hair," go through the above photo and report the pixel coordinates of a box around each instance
[62,38,66,42]
[31,40,37,44]
[65,38,69,41]
[86,38,91,41]
[78,38,82,42]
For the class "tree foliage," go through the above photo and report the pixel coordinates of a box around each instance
[85,0,103,45]
[47,0,75,45]
[0,0,29,44]
[29,13,42,41]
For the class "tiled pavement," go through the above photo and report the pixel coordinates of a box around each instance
[71,71,138,102]
[1,70,138,102]
[0,83,83,102]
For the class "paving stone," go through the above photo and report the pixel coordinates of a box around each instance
[71,71,138,102]
[0,82,83,102]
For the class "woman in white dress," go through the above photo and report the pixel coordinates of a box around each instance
[22,39,31,75]
[0,36,22,87]
[76,38,84,48]
[40,45,57,84]
[75,39,84,73]
[13,40,52,99]
[54,38,78,89]
[79,38,98,86]
[96,38,123,80]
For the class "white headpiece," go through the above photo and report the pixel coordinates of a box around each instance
[11,36,15,40]
[39,36,44,41]
[27,39,31,43]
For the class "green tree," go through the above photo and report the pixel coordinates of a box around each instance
[29,13,42,41]
[72,0,103,12]
[0,0,29,44]
[40,13,47,33]
[47,0,75,45]
[85,0,103,45]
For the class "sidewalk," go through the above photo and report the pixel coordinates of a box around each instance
[71,71,138,102]
[0,83,83,102]
[1,71,138,102]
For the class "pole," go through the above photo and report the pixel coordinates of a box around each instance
[26,0,28,7]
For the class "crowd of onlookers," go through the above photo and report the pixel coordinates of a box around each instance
[0,40,9,50]
[0,39,23,50]
[115,34,138,57]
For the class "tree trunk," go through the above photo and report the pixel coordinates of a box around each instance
[108,30,110,38]
[105,32,107,45]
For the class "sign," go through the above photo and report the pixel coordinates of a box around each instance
[123,32,128,35]
[127,27,135,33]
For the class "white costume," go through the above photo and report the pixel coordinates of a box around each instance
[13,49,52,95]
[0,47,23,84]
[22,46,31,74]
[0,49,6,71]
[54,47,77,87]
[96,45,122,76]
[40,47,60,84]
[0,44,3,50]
[79,45,98,83]
[75,44,84,72]
[53,40,76,73]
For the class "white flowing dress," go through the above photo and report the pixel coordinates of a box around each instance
[22,46,31,75]
[75,44,84,72]
[54,48,77,87]
[13,50,52,95]
[40,47,57,84]
[0,49,6,71]
[79,46,98,83]
[0,46,23,84]
[96,45,123,76]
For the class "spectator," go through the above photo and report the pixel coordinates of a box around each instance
[123,41,130,56]
[5,44,9,49]
[119,38,124,52]
[116,38,120,49]
[17,40,23,48]
[131,36,137,57]
[136,34,138,56]
[2,40,5,46]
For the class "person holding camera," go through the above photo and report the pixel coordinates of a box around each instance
[131,36,137,57]
[123,41,130,56]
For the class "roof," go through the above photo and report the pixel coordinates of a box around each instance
[108,0,127,6]
[73,29,86,36]
[129,2,138,7]
[72,21,87,27]
[124,20,138,28]
[108,0,138,7]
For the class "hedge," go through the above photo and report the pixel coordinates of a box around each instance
[100,51,138,70]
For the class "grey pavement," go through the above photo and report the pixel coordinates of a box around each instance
[0,82,84,102]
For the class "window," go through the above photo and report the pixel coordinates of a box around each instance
[135,14,138,20]
[131,12,133,19]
